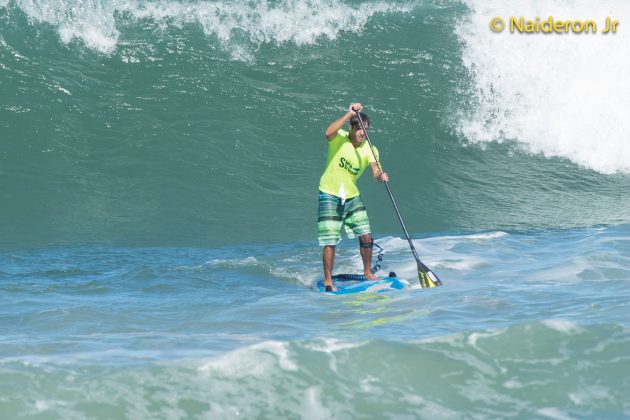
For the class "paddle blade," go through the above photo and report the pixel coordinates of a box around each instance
[417,262,443,288]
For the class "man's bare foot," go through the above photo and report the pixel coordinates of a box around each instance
[364,272,379,281]
[323,280,337,292]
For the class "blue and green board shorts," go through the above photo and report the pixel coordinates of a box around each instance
[318,191,371,246]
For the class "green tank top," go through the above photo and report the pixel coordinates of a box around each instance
[318,129,379,199]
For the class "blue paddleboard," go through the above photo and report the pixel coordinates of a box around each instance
[316,272,407,295]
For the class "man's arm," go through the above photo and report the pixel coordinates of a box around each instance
[370,162,389,183]
[324,103,363,140]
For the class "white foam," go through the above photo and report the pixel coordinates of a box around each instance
[175,255,260,271]
[16,0,120,53]
[270,265,319,287]
[399,394,461,418]
[304,339,367,374]
[35,399,67,412]
[374,232,509,275]
[131,0,411,44]
[457,0,630,174]
[375,235,412,252]
[568,385,612,406]
[502,378,523,389]
[412,331,466,347]
[304,338,367,354]
[536,407,574,420]
[467,328,506,349]
[462,231,508,240]
[198,340,297,376]
[541,319,584,334]
[429,231,507,242]
[431,255,486,271]
[358,375,380,394]
[300,386,333,420]
[10,0,413,57]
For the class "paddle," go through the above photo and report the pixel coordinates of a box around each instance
[353,109,443,288]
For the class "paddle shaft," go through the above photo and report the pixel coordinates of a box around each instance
[352,109,440,284]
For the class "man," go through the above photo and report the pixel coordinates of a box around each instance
[318,103,389,292]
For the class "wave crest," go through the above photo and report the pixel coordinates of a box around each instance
[5,0,413,57]
[456,0,630,174]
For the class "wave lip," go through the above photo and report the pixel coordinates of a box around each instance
[6,0,120,52]
[4,0,413,57]
[456,0,630,174]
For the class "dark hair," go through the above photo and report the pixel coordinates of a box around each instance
[349,112,370,128]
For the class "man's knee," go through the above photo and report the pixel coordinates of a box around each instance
[359,234,373,249]
[323,245,336,255]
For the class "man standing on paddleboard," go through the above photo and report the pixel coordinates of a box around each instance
[318,103,389,292]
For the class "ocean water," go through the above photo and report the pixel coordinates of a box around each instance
[1,0,629,418]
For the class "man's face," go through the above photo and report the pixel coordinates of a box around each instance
[350,122,369,144]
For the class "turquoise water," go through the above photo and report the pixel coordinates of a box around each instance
[2,227,630,417]
[1,0,630,417]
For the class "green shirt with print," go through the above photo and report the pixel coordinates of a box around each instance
[318,129,379,200]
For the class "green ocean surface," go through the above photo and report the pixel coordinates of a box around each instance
[2,0,628,248]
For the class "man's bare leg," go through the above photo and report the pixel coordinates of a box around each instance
[323,245,337,291]
[359,234,378,280]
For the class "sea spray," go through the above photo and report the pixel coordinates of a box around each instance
[4,0,414,56]
[456,0,630,174]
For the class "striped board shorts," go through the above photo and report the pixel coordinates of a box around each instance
[317,191,371,246]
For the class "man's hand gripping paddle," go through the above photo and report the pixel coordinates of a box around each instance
[353,109,443,288]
